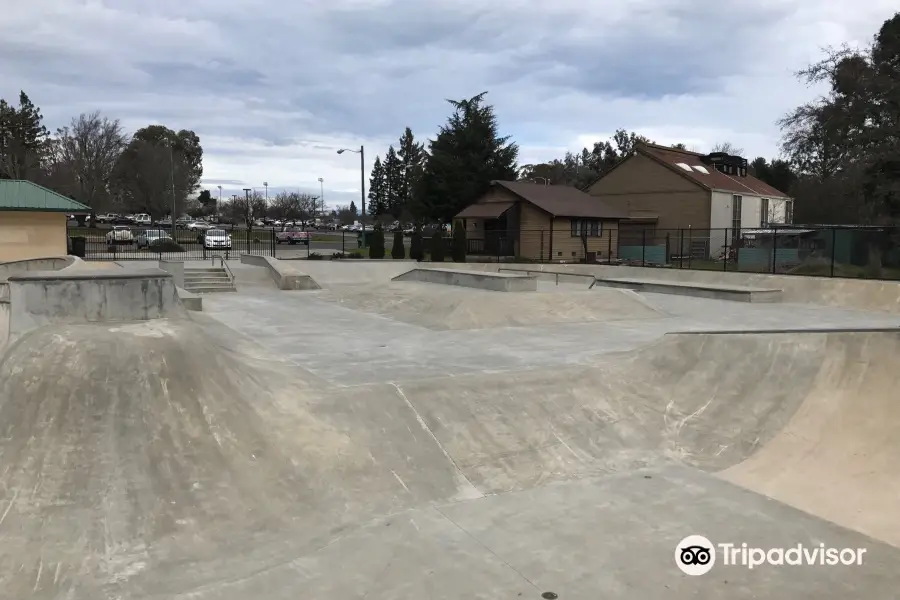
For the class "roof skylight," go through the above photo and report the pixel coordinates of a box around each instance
[692,165,710,174]
[675,162,692,172]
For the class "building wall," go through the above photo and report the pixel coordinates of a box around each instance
[586,154,711,231]
[543,217,619,263]
[0,212,67,262]
[710,192,793,256]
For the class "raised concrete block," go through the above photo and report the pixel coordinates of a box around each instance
[393,267,538,292]
[240,254,320,290]
[176,287,203,311]
[159,259,185,288]
[592,276,782,302]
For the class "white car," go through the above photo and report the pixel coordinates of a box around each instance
[186,221,211,231]
[106,226,133,245]
[136,229,173,249]
[203,229,232,250]
[133,213,151,226]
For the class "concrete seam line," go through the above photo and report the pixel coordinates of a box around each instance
[389,382,482,498]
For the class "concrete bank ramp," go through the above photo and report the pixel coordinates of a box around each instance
[319,282,662,329]
[0,320,467,599]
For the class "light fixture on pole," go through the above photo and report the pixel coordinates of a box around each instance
[337,146,365,245]
[317,177,324,216]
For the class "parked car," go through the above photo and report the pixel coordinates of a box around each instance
[133,213,151,226]
[175,216,193,229]
[106,225,134,245]
[275,227,310,245]
[187,221,211,232]
[135,229,173,249]
[203,228,232,250]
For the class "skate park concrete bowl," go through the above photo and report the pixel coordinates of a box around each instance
[3,258,900,598]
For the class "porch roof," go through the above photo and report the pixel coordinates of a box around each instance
[456,201,514,219]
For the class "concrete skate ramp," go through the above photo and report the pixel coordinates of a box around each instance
[721,331,900,546]
[291,260,419,287]
[6,268,185,343]
[0,320,470,599]
[319,282,662,329]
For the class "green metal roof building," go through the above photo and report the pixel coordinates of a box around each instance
[0,180,90,262]
[0,180,91,213]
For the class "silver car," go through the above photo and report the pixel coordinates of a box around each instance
[136,229,173,249]
[203,228,232,249]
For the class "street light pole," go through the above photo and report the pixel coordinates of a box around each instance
[337,145,366,246]
[217,185,222,218]
[243,188,252,227]
[318,177,325,217]
[169,143,177,237]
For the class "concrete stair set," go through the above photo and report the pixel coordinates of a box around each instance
[183,266,236,293]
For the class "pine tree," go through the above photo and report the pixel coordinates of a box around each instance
[417,92,518,223]
[391,230,406,259]
[397,127,426,218]
[349,200,358,216]
[383,146,403,218]
[0,91,50,181]
[367,156,387,216]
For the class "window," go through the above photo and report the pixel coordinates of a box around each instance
[760,198,769,227]
[785,200,794,224]
[731,195,742,245]
[571,219,601,237]
[675,162,692,172]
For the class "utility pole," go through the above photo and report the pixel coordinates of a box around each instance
[243,188,252,227]
[337,145,366,246]
[169,143,177,237]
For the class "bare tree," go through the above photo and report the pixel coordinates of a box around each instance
[710,141,745,156]
[271,192,318,226]
[54,112,128,219]
[232,192,267,229]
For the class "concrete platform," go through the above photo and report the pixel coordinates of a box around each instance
[393,267,537,291]
[592,276,783,302]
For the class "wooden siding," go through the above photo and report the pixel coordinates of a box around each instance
[586,153,711,231]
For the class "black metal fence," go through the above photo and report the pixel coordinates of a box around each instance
[616,226,900,280]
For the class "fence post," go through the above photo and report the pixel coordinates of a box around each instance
[771,226,777,273]
[608,230,612,262]
[540,230,544,262]
[830,228,836,277]
[641,229,646,266]
[723,228,728,271]
[679,229,684,269]
[687,226,692,268]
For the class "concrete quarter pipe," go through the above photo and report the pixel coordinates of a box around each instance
[1,261,899,598]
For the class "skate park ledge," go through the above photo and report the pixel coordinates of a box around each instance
[5,267,186,343]
[393,267,538,291]
[591,276,783,302]
[240,254,320,290]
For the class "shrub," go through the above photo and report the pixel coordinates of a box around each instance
[308,252,324,260]
[332,252,347,259]
[369,223,386,259]
[146,240,185,253]
[348,251,363,258]
[451,224,466,262]
[429,229,445,262]
[391,231,406,259]
[410,227,425,261]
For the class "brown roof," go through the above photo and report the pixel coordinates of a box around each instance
[486,180,627,219]
[456,201,514,218]
[637,143,790,198]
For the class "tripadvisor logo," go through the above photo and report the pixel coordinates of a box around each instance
[675,535,867,575]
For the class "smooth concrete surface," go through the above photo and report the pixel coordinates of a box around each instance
[240,254,320,290]
[0,255,76,280]
[176,286,203,311]
[0,299,8,348]
[4,261,900,598]
[393,267,538,292]
[158,259,185,288]
[593,276,783,302]
[6,268,186,343]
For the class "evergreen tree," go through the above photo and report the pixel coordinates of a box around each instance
[417,92,518,223]
[0,91,51,181]
[349,200,358,216]
[391,230,406,259]
[429,229,445,262]
[367,156,387,216]
[451,223,467,262]
[369,221,386,259]
[410,225,424,261]
[397,127,426,217]
[383,146,404,217]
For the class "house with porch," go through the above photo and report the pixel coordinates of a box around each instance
[455,180,626,262]
[586,143,792,262]
[0,180,90,262]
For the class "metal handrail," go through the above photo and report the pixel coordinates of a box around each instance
[497,267,596,286]
[210,254,235,285]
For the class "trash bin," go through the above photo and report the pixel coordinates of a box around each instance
[357,231,368,248]
[70,236,86,258]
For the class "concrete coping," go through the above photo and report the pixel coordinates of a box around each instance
[240,254,320,290]
[593,276,781,293]
[424,267,533,278]
[8,267,171,282]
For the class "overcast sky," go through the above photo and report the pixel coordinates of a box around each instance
[1,1,896,208]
